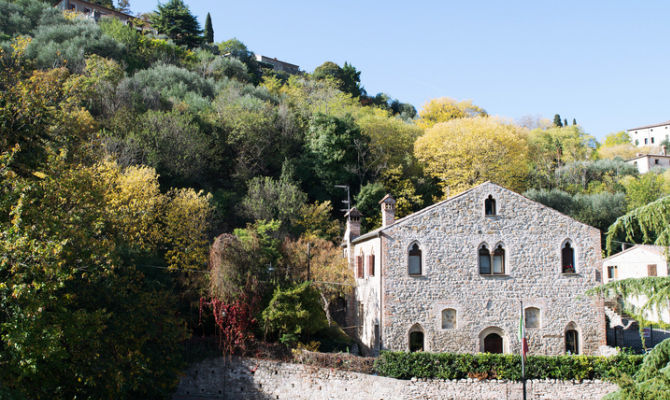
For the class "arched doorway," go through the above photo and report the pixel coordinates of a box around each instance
[409,331,424,352]
[565,322,580,354]
[484,333,503,353]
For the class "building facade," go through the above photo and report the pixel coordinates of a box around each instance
[628,121,670,147]
[55,0,134,23]
[255,55,300,75]
[626,152,670,174]
[345,182,606,356]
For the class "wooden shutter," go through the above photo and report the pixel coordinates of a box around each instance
[648,264,657,277]
[356,256,364,278]
[614,266,618,279]
[368,255,375,276]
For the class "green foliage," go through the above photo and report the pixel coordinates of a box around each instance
[262,282,328,342]
[0,0,53,39]
[374,351,643,381]
[0,158,213,398]
[150,0,202,48]
[603,131,632,147]
[606,195,670,252]
[204,12,213,44]
[554,114,563,127]
[525,188,627,232]
[301,113,369,201]
[24,14,124,71]
[118,63,215,111]
[624,173,666,211]
[605,338,670,399]
[355,182,385,230]
[241,175,307,229]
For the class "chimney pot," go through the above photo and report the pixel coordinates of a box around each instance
[345,207,362,239]
[379,194,396,227]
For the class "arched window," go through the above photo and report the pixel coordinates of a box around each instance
[409,324,424,352]
[565,323,579,354]
[478,245,491,274]
[441,309,456,329]
[408,243,422,275]
[479,244,505,275]
[492,245,505,274]
[525,307,540,329]
[485,195,496,216]
[562,241,575,273]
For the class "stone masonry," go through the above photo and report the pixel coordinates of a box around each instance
[172,357,618,400]
[348,182,606,355]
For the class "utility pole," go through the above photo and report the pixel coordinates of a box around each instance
[306,242,311,281]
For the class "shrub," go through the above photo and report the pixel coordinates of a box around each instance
[374,351,644,381]
[261,282,328,343]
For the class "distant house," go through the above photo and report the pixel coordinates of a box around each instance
[602,245,670,350]
[626,150,670,174]
[255,55,300,75]
[55,0,135,23]
[628,121,670,147]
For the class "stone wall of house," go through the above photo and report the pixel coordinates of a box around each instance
[172,357,618,400]
[379,182,606,355]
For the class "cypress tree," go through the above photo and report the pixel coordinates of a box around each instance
[204,12,214,44]
[553,114,563,127]
[150,0,203,48]
[573,118,577,126]
[564,118,568,127]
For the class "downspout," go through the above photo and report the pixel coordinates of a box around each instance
[378,231,384,353]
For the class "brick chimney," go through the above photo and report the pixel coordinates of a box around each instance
[663,145,667,156]
[379,194,396,227]
[345,207,362,240]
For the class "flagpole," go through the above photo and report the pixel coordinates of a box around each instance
[520,300,527,400]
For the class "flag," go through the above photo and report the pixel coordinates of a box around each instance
[519,309,528,360]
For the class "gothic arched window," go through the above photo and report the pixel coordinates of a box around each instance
[562,241,575,273]
[408,243,422,275]
[485,195,496,216]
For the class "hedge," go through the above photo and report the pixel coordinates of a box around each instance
[374,351,644,381]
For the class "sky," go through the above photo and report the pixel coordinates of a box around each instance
[129,0,670,140]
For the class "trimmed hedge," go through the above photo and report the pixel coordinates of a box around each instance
[374,351,643,381]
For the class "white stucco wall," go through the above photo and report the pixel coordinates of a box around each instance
[629,123,670,147]
[603,246,670,323]
[351,237,382,354]
[626,155,670,174]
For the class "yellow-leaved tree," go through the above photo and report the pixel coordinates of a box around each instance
[415,117,529,195]
[416,97,487,129]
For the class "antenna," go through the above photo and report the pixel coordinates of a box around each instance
[334,184,351,214]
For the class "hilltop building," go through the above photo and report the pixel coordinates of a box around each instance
[255,55,300,75]
[626,149,670,174]
[344,182,606,356]
[628,121,670,147]
[55,0,134,23]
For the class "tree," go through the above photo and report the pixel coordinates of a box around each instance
[281,237,353,326]
[0,157,212,398]
[204,12,213,43]
[602,131,632,147]
[414,117,529,194]
[564,118,568,127]
[417,97,487,129]
[553,114,563,127]
[312,61,364,98]
[241,175,307,229]
[117,0,131,13]
[301,113,369,201]
[261,282,328,344]
[603,338,670,399]
[572,118,577,126]
[622,173,666,211]
[150,0,202,48]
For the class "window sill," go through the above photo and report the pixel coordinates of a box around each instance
[561,272,580,276]
[480,273,509,277]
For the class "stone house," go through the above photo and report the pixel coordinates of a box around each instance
[626,151,670,174]
[344,182,606,356]
[602,245,670,350]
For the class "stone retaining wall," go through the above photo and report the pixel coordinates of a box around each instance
[172,357,618,400]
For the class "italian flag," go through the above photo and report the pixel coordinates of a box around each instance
[519,312,528,360]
